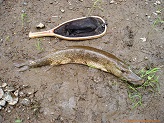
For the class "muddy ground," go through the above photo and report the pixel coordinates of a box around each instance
[0,0,164,123]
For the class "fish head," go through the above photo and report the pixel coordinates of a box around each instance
[111,62,144,85]
[120,69,144,85]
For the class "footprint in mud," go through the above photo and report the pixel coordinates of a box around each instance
[123,26,134,47]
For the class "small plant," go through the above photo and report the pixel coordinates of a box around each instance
[127,67,160,108]
[5,36,10,41]
[87,0,103,16]
[153,17,164,26]
[15,119,22,123]
[21,13,27,27]
[35,39,43,52]
[153,8,164,27]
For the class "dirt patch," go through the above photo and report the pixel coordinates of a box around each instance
[0,0,164,123]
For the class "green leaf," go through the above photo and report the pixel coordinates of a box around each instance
[15,119,22,123]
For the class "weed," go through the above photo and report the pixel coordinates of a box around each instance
[35,39,43,52]
[153,8,164,27]
[87,0,103,16]
[127,67,160,108]
[5,36,10,41]
[21,13,27,27]
[153,17,164,26]
[15,119,22,123]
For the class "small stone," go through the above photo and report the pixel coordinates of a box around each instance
[0,100,6,106]
[50,1,53,4]
[93,76,104,83]
[36,23,45,29]
[110,0,115,4]
[8,97,18,105]
[60,9,65,13]
[133,58,136,61]
[0,88,4,99]
[14,90,19,96]
[23,2,27,6]
[69,6,73,10]
[156,10,161,14]
[3,92,18,105]
[5,86,15,92]
[153,12,158,15]
[21,10,25,13]
[19,91,25,97]
[1,83,7,88]
[144,57,148,60]
[21,98,31,106]
[140,37,146,42]
[7,109,11,113]
[156,0,161,4]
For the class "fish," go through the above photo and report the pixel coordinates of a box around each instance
[15,46,143,85]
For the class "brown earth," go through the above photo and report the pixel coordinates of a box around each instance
[0,0,164,123]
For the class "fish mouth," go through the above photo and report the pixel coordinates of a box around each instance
[123,71,144,85]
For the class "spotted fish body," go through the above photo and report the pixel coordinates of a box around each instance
[15,46,143,85]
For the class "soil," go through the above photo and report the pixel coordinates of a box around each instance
[0,0,164,123]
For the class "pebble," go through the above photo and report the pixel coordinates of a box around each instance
[110,0,115,4]
[0,100,6,106]
[144,57,148,60]
[1,83,7,88]
[156,0,161,4]
[14,90,19,96]
[153,12,158,16]
[21,10,25,13]
[93,76,104,83]
[4,86,15,92]
[19,91,25,97]
[140,37,146,42]
[60,9,65,13]
[23,2,27,6]
[0,88,4,99]
[156,10,161,14]
[50,1,53,4]
[3,92,18,105]
[36,23,45,29]
[133,58,136,61]
[21,98,31,106]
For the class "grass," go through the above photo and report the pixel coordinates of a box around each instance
[35,39,44,52]
[153,17,164,26]
[153,8,164,27]
[127,67,160,109]
[87,0,103,16]
[21,13,27,27]
[15,119,22,123]
[5,36,10,41]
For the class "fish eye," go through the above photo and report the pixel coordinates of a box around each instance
[121,70,126,73]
